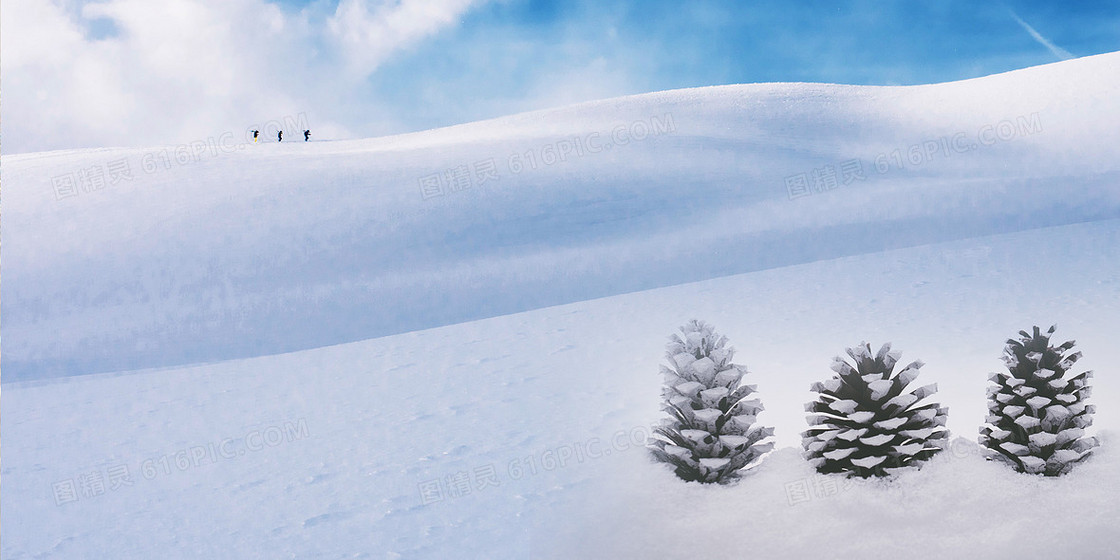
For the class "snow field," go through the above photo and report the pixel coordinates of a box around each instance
[3,52,1119,558]
[3,53,1118,380]
[3,215,1118,558]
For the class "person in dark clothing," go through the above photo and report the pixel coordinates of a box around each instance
[251,129,259,142]
[304,129,311,142]
[277,130,283,142]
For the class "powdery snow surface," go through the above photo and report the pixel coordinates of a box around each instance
[4,217,1120,558]
[554,440,1120,560]
[3,53,1120,557]
[2,53,1119,380]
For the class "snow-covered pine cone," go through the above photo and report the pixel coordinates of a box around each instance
[803,342,948,478]
[649,320,774,483]
[979,325,1098,476]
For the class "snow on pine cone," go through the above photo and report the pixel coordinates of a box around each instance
[803,342,948,478]
[979,325,1098,476]
[649,320,774,483]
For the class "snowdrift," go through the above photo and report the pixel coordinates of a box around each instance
[3,53,1119,380]
[3,53,1120,558]
[3,215,1118,558]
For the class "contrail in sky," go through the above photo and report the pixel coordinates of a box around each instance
[1008,9,1074,60]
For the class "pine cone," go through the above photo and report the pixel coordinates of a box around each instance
[979,326,1098,476]
[803,342,948,477]
[649,320,774,483]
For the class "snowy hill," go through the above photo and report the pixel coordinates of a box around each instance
[3,52,1119,380]
[3,218,1119,558]
[2,53,1120,558]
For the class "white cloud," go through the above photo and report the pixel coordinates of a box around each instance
[327,0,480,78]
[0,0,485,153]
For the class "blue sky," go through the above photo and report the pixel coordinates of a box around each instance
[352,0,1117,131]
[3,0,1117,153]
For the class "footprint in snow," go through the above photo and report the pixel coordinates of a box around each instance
[302,511,352,528]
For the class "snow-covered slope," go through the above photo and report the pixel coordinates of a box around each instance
[3,52,1120,559]
[3,216,1119,558]
[3,53,1119,381]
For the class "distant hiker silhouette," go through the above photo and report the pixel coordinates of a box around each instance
[277,130,283,142]
[252,130,259,142]
[304,129,311,142]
